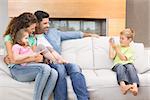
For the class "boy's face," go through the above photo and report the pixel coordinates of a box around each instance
[120,35,131,46]
[39,18,50,33]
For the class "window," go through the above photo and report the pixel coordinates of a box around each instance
[50,18,106,36]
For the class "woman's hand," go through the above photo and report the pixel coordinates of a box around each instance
[4,55,15,64]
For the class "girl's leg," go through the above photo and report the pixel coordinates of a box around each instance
[42,68,58,100]
[10,63,51,100]
[35,44,57,62]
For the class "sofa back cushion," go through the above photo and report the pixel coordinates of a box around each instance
[61,37,94,69]
[92,37,114,69]
[61,37,149,73]
[0,56,11,75]
[131,43,150,73]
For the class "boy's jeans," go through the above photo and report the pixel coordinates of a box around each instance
[113,63,139,86]
[49,63,89,100]
[10,63,58,100]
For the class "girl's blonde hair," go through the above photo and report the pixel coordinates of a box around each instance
[120,28,135,41]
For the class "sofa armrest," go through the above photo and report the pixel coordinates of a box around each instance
[144,49,150,66]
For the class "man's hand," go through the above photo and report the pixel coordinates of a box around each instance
[83,32,100,38]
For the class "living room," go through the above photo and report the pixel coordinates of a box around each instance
[0,0,150,100]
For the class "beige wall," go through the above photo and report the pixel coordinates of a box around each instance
[126,0,150,47]
[0,0,9,34]
[8,0,126,36]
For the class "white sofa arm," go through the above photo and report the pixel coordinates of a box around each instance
[144,49,150,66]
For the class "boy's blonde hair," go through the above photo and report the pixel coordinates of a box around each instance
[120,28,135,41]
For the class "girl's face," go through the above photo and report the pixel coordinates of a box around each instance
[26,23,36,34]
[120,35,131,46]
[21,32,29,46]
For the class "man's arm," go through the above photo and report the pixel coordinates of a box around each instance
[59,30,100,40]
[58,30,83,40]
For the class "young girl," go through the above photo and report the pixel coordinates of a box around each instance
[109,28,139,96]
[12,28,66,65]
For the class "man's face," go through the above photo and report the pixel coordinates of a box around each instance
[39,18,50,33]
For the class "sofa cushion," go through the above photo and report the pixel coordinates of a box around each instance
[131,43,150,73]
[0,56,11,75]
[92,37,114,69]
[61,37,94,69]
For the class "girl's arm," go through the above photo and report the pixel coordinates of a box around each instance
[13,52,31,61]
[47,47,67,63]
[5,41,43,64]
[51,50,68,64]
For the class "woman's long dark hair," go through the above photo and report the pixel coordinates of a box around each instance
[4,12,37,43]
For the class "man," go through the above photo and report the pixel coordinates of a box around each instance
[34,10,98,100]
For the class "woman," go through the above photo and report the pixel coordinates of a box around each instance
[3,12,58,100]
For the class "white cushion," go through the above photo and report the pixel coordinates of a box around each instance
[132,43,150,73]
[92,37,113,69]
[61,37,93,69]
[0,56,11,75]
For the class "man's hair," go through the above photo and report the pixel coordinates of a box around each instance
[120,28,135,41]
[34,10,49,22]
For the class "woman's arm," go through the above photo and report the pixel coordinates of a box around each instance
[4,41,43,64]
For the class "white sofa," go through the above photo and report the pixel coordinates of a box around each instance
[0,37,150,100]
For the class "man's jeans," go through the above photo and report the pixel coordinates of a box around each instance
[113,63,139,86]
[10,63,58,100]
[49,63,89,100]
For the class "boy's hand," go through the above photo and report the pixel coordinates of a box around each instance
[109,38,115,44]
[109,38,116,48]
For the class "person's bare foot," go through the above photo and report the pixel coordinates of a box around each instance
[120,84,131,95]
[129,84,138,96]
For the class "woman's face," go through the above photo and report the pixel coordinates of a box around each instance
[26,23,36,34]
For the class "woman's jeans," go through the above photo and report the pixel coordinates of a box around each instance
[112,63,139,86]
[10,63,58,100]
[49,63,89,100]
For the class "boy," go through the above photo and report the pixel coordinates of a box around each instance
[109,28,139,96]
